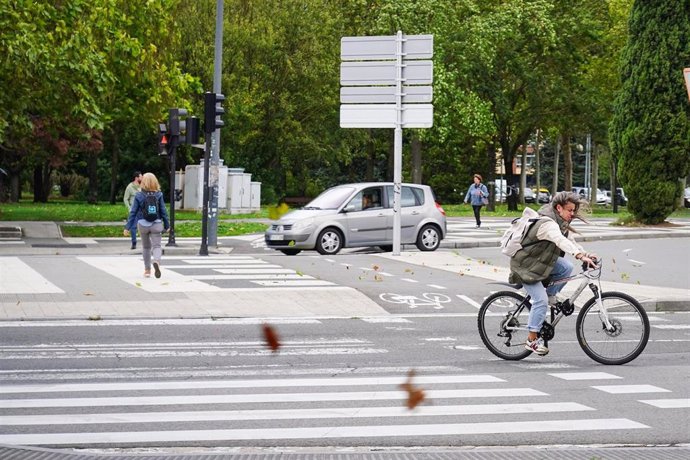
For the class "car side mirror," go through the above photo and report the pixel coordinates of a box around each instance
[343,204,356,213]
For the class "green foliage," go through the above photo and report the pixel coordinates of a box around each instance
[609,0,690,224]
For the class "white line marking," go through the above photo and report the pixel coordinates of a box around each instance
[0,402,593,426]
[457,295,481,309]
[190,274,313,280]
[214,268,297,274]
[324,258,335,263]
[549,372,622,381]
[0,388,547,408]
[427,284,446,290]
[252,280,335,287]
[0,374,505,394]
[401,278,419,283]
[0,257,64,294]
[360,317,412,323]
[592,385,671,394]
[0,419,646,444]
[653,325,690,330]
[638,399,690,409]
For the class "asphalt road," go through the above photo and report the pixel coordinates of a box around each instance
[0,313,688,449]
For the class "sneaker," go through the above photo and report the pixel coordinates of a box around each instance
[153,262,161,279]
[144,269,151,278]
[525,338,549,356]
[548,294,566,306]
[131,243,136,250]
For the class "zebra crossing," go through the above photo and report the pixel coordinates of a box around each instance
[3,369,683,447]
[0,255,337,294]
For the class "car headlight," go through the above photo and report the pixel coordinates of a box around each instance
[291,218,314,231]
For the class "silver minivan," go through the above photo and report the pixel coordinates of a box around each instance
[265,182,447,255]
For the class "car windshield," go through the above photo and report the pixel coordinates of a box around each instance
[305,186,356,209]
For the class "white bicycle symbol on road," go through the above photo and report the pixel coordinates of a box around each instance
[379,292,452,310]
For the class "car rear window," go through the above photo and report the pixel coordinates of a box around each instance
[386,186,424,207]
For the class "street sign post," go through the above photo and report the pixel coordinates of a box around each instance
[340,32,433,255]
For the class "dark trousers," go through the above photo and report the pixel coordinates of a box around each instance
[472,205,482,227]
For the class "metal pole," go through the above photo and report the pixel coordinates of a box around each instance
[199,140,212,256]
[209,0,224,247]
[392,30,404,256]
[166,143,177,246]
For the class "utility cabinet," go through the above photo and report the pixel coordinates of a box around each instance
[250,182,261,212]
[227,168,252,214]
[182,161,227,210]
[174,170,184,210]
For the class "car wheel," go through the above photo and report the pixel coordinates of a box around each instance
[316,228,343,255]
[279,249,301,256]
[416,224,441,251]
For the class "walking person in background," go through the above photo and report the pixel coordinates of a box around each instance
[464,174,489,228]
[123,171,142,249]
[124,173,169,278]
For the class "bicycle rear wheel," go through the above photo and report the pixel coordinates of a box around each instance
[576,291,650,365]
[478,291,532,361]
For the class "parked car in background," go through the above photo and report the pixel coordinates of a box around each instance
[265,182,447,255]
[615,187,628,206]
[572,187,608,205]
[535,187,551,203]
[520,187,536,203]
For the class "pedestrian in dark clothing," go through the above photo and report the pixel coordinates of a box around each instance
[464,174,489,228]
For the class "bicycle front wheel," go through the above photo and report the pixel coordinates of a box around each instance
[478,291,532,361]
[576,292,650,365]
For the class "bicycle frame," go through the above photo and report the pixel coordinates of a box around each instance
[503,262,613,338]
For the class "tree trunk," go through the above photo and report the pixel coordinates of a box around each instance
[501,138,518,211]
[535,129,541,198]
[552,136,560,195]
[87,152,98,204]
[519,149,527,204]
[562,133,573,191]
[32,165,51,203]
[386,131,394,182]
[411,134,422,184]
[108,127,120,205]
[591,141,599,205]
[365,129,374,181]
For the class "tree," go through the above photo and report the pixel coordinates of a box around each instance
[609,1,690,223]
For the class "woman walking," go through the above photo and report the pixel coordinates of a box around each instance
[124,173,169,278]
[464,174,489,228]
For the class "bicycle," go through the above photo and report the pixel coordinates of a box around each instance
[477,260,650,365]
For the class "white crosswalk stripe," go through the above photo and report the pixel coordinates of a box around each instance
[74,255,337,291]
[0,372,654,447]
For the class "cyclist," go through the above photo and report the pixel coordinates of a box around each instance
[509,191,598,356]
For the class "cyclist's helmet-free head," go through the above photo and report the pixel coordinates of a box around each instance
[551,191,590,222]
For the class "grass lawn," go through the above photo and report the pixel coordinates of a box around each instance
[2,199,688,238]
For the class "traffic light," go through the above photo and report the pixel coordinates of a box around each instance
[169,108,188,137]
[204,92,225,133]
[186,116,200,145]
[158,123,169,156]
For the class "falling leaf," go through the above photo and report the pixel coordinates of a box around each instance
[268,203,290,220]
[374,275,383,282]
[404,268,413,273]
[399,370,426,410]
[83,291,95,296]
[621,273,630,281]
[135,282,142,287]
[16,300,20,306]
[493,268,498,272]
[612,258,616,264]
[372,265,380,271]
[262,324,280,352]
[288,240,295,246]
[296,270,304,277]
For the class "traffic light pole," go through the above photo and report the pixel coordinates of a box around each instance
[199,132,212,256]
[165,142,178,247]
[209,0,224,247]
